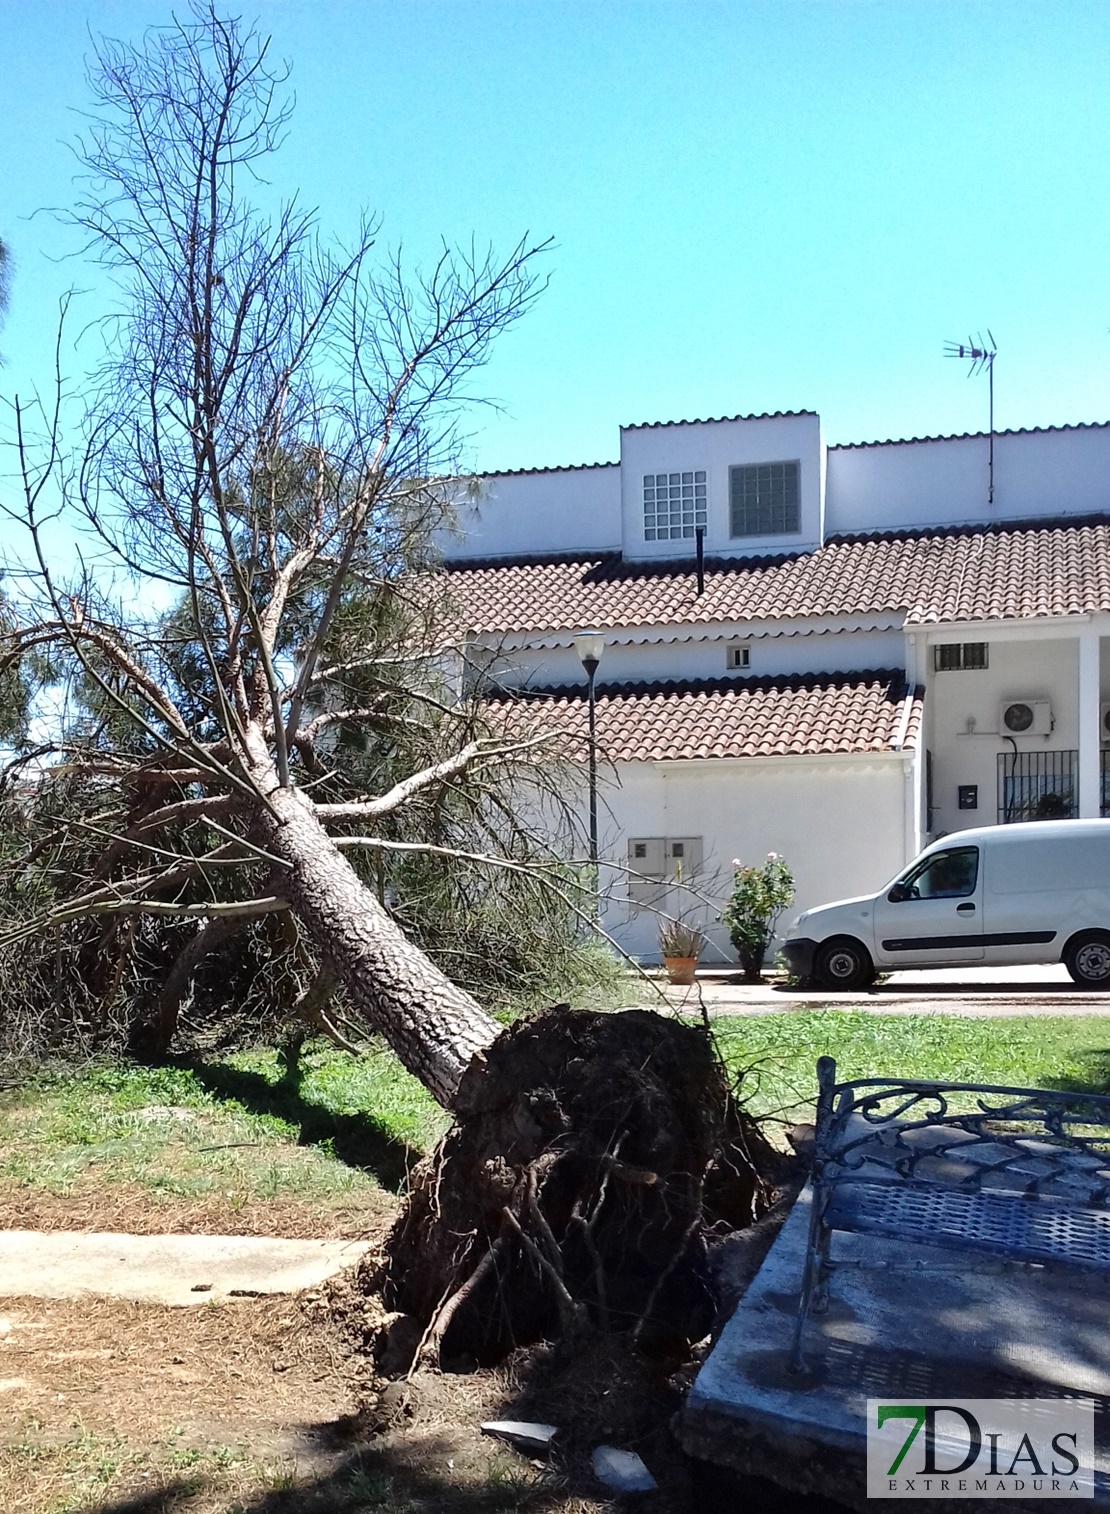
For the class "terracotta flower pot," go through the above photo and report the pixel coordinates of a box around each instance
[663,955,698,986]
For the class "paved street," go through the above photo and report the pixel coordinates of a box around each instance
[639,963,1110,1017]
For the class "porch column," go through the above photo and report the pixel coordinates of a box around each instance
[1077,628,1102,818]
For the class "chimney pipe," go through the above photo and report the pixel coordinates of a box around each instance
[695,525,705,596]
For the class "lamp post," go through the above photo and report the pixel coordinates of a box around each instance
[573,631,605,868]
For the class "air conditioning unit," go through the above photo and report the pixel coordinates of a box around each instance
[999,698,1053,737]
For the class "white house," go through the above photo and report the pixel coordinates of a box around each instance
[438,409,1110,962]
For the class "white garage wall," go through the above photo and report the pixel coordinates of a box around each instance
[594,754,913,962]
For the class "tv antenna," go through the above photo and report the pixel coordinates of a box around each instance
[944,332,997,504]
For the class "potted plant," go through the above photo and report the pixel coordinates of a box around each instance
[658,917,706,985]
[721,853,795,983]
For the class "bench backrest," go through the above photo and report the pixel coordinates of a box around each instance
[812,1056,1110,1211]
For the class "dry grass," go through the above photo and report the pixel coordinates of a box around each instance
[0,1282,614,1514]
[0,1173,393,1240]
[0,1289,354,1513]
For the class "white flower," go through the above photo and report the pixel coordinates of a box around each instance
[767,852,779,860]
[731,858,742,868]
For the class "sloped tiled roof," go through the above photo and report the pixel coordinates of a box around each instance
[443,515,1110,636]
[489,670,922,764]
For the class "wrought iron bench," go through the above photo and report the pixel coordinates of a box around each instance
[789,1055,1110,1373]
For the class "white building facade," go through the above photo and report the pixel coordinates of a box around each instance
[440,410,1110,963]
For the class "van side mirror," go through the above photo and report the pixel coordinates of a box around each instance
[887,882,909,903]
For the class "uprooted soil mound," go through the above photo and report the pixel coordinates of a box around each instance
[378,1006,782,1367]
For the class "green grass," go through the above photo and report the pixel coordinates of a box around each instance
[714,1011,1110,1123]
[0,1041,445,1208]
[4,1016,1110,1210]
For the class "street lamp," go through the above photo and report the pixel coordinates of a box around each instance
[573,631,605,867]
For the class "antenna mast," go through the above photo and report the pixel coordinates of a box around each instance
[944,333,997,504]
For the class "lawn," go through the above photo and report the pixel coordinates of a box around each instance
[4,1014,1108,1225]
[714,1010,1110,1124]
[0,1042,445,1237]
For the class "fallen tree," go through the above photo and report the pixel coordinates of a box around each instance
[1,2,779,1361]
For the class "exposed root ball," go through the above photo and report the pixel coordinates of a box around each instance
[383,1007,777,1365]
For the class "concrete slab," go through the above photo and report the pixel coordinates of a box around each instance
[681,1189,1110,1508]
[0,1230,372,1306]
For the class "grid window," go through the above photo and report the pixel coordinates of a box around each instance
[643,470,707,541]
[934,643,989,671]
[728,461,800,537]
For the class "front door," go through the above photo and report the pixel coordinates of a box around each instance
[872,844,985,967]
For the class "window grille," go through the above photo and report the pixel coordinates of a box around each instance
[729,461,800,537]
[643,471,706,541]
[1102,750,1110,818]
[997,750,1077,823]
[934,642,988,671]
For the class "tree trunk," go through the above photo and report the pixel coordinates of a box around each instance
[257,783,500,1108]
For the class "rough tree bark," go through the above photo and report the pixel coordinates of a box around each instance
[255,778,500,1109]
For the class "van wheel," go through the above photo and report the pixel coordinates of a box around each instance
[813,937,875,991]
[1064,932,1110,987]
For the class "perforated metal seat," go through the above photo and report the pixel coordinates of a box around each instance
[827,1181,1110,1270]
[788,1057,1110,1373]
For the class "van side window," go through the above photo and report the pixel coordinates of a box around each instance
[893,847,979,901]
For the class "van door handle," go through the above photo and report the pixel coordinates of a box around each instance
[956,902,976,914]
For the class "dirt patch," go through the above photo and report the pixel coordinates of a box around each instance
[0,1176,394,1239]
[0,1288,355,1512]
[0,1275,617,1514]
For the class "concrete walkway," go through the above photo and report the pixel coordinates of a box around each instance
[0,1230,372,1306]
[640,963,1110,1017]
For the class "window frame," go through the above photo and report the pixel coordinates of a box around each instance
[889,846,980,902]
[643,470,707,542]
[728,459,801,539]
[933,642,989,672]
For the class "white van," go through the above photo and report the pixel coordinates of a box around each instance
[783,819,1110,990]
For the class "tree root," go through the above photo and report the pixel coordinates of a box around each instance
[380,1006,782,1368]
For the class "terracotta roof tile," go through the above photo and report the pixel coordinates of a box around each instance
[489,670,922,764]
[443,515,1110,635]
[479,460,618,478]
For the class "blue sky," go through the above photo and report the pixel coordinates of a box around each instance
[3,0,1110,472]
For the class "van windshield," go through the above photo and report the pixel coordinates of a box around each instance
[894,846,979,901]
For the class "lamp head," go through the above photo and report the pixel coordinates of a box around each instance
[573,630,605,669]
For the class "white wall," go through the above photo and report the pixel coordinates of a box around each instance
[826,425,1110,536]
[444,419,1110,566]
[594,754,912,961]
[619,412,824,563]
[925,631,1110,836]
[480,626,907,690]
[441,465,621,560]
